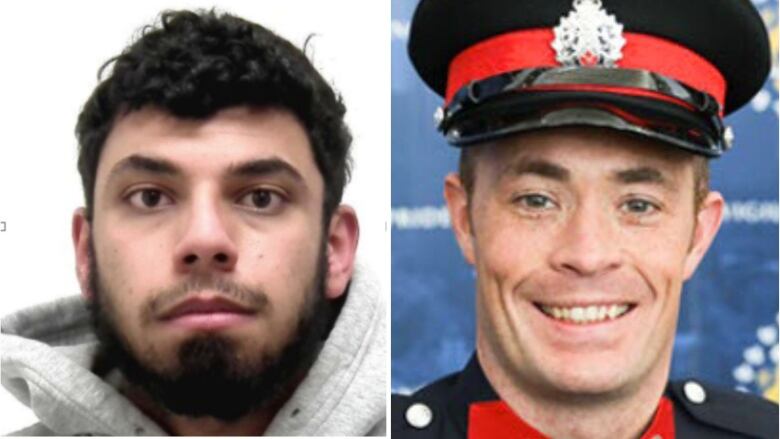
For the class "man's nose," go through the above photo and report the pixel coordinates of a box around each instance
[548,201,623,277]
[173,196,238,274]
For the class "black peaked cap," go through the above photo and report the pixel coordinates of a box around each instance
[409,0,770,114]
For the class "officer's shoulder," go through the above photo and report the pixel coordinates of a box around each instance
[669,379,778,438]
[392,372,460,437]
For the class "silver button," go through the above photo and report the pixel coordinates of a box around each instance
[433,106,444,128]
[683,381,707,404]
[405,402,433,429]
[724,126,735,150]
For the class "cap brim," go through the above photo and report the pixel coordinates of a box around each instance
[443,91,725,156]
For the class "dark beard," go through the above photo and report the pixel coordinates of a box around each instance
[88,239,343,421]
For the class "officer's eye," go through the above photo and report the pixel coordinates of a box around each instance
[127,188,173,209]
[621,198,658,215]
[237,189,286,213]
[514,193,556,210]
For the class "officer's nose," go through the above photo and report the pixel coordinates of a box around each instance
[549,200,623,277]
[173,196,238,274]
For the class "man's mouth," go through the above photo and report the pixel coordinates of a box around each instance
[161,297,255,319]
[535,303,634,324]
[159,296,258,330]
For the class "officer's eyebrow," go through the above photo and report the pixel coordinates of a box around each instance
[504,159,570,181]
[612,166,673,188]
[107,154,181,183]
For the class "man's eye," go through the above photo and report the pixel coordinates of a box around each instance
[237,189,285,213]
[515,193,556,210]
[127,189,172,209]
[622,198,658,214]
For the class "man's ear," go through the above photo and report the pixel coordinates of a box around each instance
[444,173,475,265]
[683,191,724,280]
[72,208,93,300]
[324,205,359,299]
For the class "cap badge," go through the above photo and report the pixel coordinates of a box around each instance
[552,0,626,67]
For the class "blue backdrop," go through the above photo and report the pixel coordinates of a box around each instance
[391,0,779,401]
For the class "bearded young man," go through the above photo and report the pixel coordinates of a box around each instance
[392,0,777,438]
[1,9,385,436]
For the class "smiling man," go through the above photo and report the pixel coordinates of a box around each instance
[1,9,384,436]
[392,0,777,438]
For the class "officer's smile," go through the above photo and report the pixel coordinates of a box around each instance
[526,296,644,346]
[534,302,636,325]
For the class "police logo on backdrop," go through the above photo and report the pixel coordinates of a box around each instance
[732,315,779,402]
[728,1,780,403]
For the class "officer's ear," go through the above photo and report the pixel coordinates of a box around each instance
[683,191,724,280]
[444,173,476,265]
[72,208,93,300]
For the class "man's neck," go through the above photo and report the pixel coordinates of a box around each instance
[163,410,277,436]
[477,346,670,439]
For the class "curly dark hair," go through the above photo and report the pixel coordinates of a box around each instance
[76,9,352,222]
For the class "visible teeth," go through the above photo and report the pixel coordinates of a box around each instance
[540,304,630,324]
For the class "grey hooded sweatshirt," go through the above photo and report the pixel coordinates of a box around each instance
[1,264,386,436]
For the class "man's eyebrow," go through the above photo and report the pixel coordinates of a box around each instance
[108,154,182,182]
[613,166,672,187]
[226,157,304,182]
[502,159,570,181]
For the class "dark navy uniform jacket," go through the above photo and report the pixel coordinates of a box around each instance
[392,355,778,438]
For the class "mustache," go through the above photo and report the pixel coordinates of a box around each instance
[143,277,270,320]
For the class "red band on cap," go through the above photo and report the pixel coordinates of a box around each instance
[446,28,726,110]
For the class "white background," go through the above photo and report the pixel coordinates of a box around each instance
[0,1,389,433]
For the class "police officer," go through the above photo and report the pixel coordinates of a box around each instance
[392,0,778,437]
